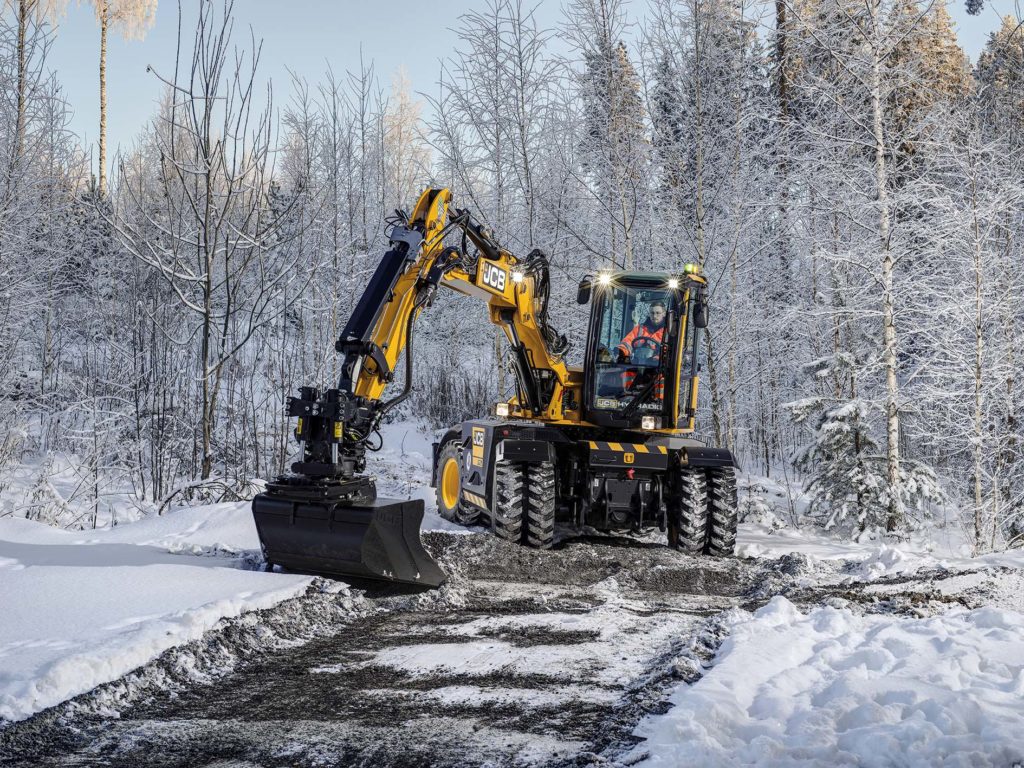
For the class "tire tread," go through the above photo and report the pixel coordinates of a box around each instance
[667,468,709,554]
[493,461,525,542]
[706,467,738,556]
[525,462,556,549]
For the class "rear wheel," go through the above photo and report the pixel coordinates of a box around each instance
[525,462,556,549]
[434,441,479,526]
[666,467,709,554]
[705,467,738,556]
[492,461,525,542]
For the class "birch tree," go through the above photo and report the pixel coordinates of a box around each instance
[2,0,65,168]
[784,0,946,531]
[904,108,1024,551]
[82,0,156,196]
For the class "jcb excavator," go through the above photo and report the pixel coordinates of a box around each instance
[252,188,738,587]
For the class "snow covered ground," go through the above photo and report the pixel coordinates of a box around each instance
[0,421,461,724]
[3,443,1024,768]
[0,505,314,722]
[735,473,1024,577]
[631,596,1024,767]
[622,475,1024,767]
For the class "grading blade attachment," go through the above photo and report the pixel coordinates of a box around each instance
[252,480,445,588]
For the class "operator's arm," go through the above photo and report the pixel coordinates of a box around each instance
[617,324,643,360]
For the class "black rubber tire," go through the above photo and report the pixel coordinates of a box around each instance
[705,467,738,556]
[492,461,526,542]
[434,441,480,526]
[667,467,709,554]
[525,462,556,549]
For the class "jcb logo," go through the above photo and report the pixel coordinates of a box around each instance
[624,452,634,464]
[472,427,485,467]
[481,263,507,292]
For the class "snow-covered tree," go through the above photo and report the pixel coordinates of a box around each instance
[383,69,430,211]
[565,0,647,269]
[114,0,306,481]
[82,0,157,195]
[976,14,1024,147]
[903,105,1024,552]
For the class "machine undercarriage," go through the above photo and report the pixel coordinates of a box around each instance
[432,420,737,555]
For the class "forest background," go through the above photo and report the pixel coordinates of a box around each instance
[1,0,1022,553]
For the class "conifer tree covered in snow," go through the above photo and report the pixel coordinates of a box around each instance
[976,14,1024,146]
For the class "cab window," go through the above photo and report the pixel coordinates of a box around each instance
[592,285,674,413]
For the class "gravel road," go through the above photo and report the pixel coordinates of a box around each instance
[1,530,1012,768]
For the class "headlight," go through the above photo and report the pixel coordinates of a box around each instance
[511,270,525,283]
[598,272,612,285]
[641,415,661,430]
[668,278,679,289]
[496,403,510,418]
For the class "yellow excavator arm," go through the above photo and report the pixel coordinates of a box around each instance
[280,188,575,489]
[251,188,576,588]
[342,187,572,434]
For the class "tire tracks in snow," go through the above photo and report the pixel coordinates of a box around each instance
[2,532,1018,768]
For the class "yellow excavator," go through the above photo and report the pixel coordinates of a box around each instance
[252,188,738,587]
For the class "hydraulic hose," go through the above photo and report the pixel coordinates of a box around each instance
[378,294,424,418]
[374,249,461,433]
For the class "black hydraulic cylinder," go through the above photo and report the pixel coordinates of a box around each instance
[336,227,423,389]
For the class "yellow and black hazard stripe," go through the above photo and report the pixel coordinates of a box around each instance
[587,440,669,454]
[462,489,488,510]
[585,440,671,470]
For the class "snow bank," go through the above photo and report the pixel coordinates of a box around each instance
[0,421,471,722]
[632,597,1024,767]
[738,522,1024,581]
[734,472,1024,580]
[0,507,312,722]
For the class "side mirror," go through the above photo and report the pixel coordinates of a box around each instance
[577,275,593,305]
[693,293,709,329]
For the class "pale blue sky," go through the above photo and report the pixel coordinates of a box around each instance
[41,0,1010,175]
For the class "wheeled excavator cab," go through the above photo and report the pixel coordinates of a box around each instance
[580,270,706,433]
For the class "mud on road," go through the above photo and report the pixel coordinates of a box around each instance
[1,531,1016,768]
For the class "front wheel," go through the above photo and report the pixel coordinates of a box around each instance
[525,462,556,549]
[705,467,738,556]
[434,440,480,527]
[492,461,526,542]
[666,467,709,554]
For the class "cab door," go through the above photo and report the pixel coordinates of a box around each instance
[581,276,687,431]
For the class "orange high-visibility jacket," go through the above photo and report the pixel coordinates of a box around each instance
[616,320,665,360]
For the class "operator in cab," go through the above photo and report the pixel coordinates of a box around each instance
[616,300,666,363]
